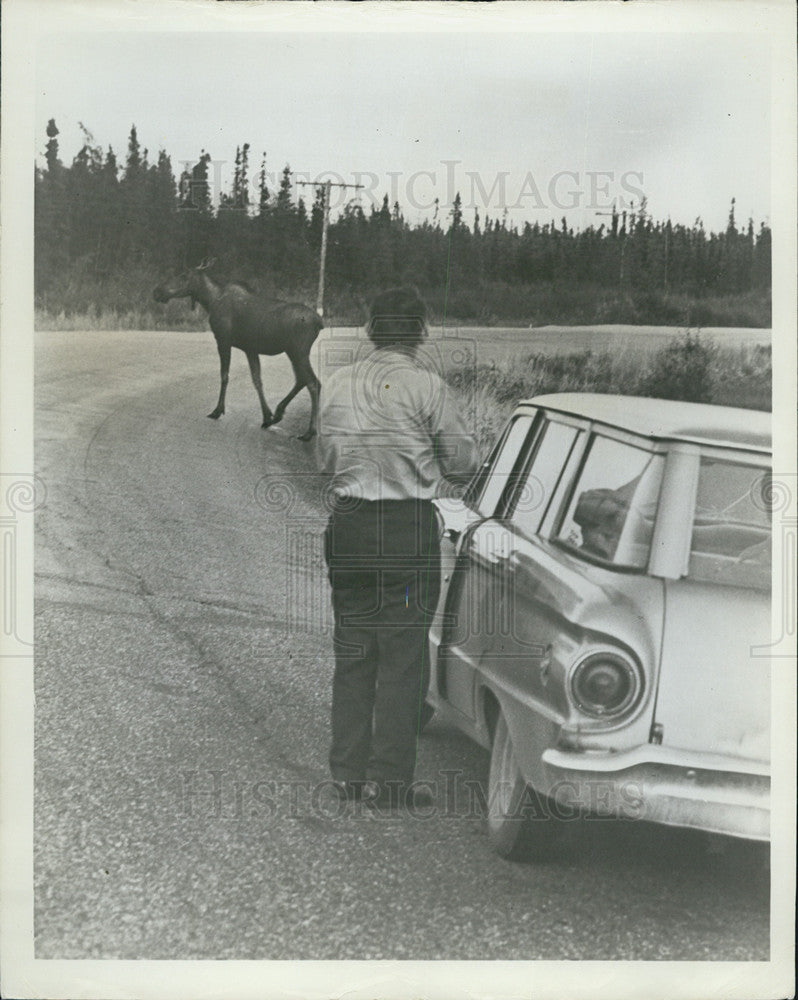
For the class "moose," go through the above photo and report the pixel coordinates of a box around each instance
[153,262,323,440]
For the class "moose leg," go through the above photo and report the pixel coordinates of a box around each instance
[297,358,321,441]
[208,341,231,419]
[271,381,304,425]
[273,356,320,440]
[245,351,274,428]
[300,371,321,442]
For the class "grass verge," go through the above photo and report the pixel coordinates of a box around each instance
[445,335,771,454]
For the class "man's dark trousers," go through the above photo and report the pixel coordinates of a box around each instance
[324,499,441,786]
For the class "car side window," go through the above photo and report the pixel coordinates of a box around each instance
[689,459,771,590]
[463,414,536,516]
[509,420,580,537]
[555,435,665,569]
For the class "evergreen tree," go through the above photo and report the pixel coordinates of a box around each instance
[45,118,61,174]
[119,124,149,265]
[726,197,737,235]
[238,143,251,210]
[276,164,294,214]
[95,146,120,274]
[67,123,105,266]
[449,191,463,231]
[258,153,270,215]
[178,151,214,265]
[35,119,69,300]
[31,123,772,326]
[146,150,178,270]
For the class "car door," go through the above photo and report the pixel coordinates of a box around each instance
[429,412,538,721]
[435,412,585,725]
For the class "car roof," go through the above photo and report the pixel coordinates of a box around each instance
[520,393,771,452]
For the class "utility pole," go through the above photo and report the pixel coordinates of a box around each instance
[596,199,632,287]
[663,219,670,292]
[595,199,619,237]
[296,178,364,317]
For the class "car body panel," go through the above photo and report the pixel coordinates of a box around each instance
[438,523,665,791]
[655,580,770,764]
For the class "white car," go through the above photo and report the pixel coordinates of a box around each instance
[428,394,771,859]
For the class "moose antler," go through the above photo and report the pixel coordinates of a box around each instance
[197,257,217,271]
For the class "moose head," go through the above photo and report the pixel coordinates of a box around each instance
[153,258,216,310]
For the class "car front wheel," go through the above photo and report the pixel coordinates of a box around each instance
[487,711,569,861]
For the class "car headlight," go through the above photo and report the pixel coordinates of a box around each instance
[570,651,640,718]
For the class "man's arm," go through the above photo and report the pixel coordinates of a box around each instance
[314,379,340,478]
[433,381,479,487]
[315,431,336,477]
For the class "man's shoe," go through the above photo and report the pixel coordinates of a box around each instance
[331,780,365,802]
[405,785,435,811]
[361,780,387,807]
[362,780,435,812]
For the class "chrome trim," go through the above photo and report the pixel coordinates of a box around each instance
[543,744,770,777]
[541,749,770,840]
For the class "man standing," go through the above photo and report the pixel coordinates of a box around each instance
[317,287,478,809]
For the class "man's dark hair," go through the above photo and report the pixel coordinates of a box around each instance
[366,286,428,348]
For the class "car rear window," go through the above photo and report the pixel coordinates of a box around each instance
[689,459,771,590]
[556,435,665,570]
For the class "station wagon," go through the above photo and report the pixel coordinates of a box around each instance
[428,394,771,859]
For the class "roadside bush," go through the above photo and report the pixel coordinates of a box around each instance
[36,273,773,331]
[639,332,715,403]
[710,343,771,411]
[445,336,770,453]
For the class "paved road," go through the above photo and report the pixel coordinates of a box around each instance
[34,328,769,960]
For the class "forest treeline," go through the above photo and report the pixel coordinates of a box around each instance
[35,122,772,328]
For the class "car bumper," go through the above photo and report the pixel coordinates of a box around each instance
[540,746,770,841]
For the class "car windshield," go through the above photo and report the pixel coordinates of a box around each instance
[689,458,771,590]
[556,435,665,570]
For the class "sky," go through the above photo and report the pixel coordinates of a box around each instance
[34,22,771,233]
